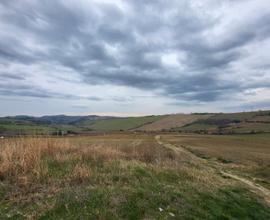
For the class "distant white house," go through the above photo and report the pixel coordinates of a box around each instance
[0,136,4,139]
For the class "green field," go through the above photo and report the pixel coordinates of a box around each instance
[0,124,56,134]
[0,124,83,135]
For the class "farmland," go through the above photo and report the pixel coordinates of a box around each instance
[135,114,212,131]
[0,133,269,219]
[1,110,270,136]
[82,115,166,131]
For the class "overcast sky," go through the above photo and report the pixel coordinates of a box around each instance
[0,0,269,116]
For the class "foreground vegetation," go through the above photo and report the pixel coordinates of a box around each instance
[0,134,269,219]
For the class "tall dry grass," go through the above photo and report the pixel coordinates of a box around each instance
[0,137,69,184]
[69,163,91,184]
[0,136,178,186]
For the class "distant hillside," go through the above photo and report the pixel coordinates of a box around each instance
[2,115,114,125]
[0,110,270,135]
[175,110,270,134]
[0,115,115,135]
[135,114,212,131]
[82,115,166,131]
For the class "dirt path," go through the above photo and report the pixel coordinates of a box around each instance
[155,135,270,206]
[155,135,204,164]
[220,171,270,205]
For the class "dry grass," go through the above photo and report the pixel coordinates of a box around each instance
[0,134,246,195]
[1,134,269,219]
[69,163,91,184]
[0,135,178,186]
[0,137,44,183]
[0,137,74,183]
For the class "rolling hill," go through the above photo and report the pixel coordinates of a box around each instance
[175,110,270,134]
[0,110,270,135]
[80,115,167,131]
[134,114,212,131]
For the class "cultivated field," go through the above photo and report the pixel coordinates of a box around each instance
[135,114,212,131]
[81,115,167,131]
[0,134,269,219]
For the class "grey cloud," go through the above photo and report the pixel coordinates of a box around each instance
[162,74,239,102]
[214,14,270,52]
[224,100,270,112]
[0,41,37,64]
[0,88,53,99]
[71,105,89,109]
[0,73,25,80]
[0,82,102,101]
[0,0,269,107]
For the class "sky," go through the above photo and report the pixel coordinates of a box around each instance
[0,0,270,116]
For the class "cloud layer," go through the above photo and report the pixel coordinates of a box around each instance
[0,0,270,115]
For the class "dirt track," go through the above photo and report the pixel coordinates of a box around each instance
[220,171,270,205]
[155,135,270,206]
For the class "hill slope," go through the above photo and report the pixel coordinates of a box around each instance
[1,110,270,135]
[176,110,270,134]
[84,115,166,131]
[135,114,212,131]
